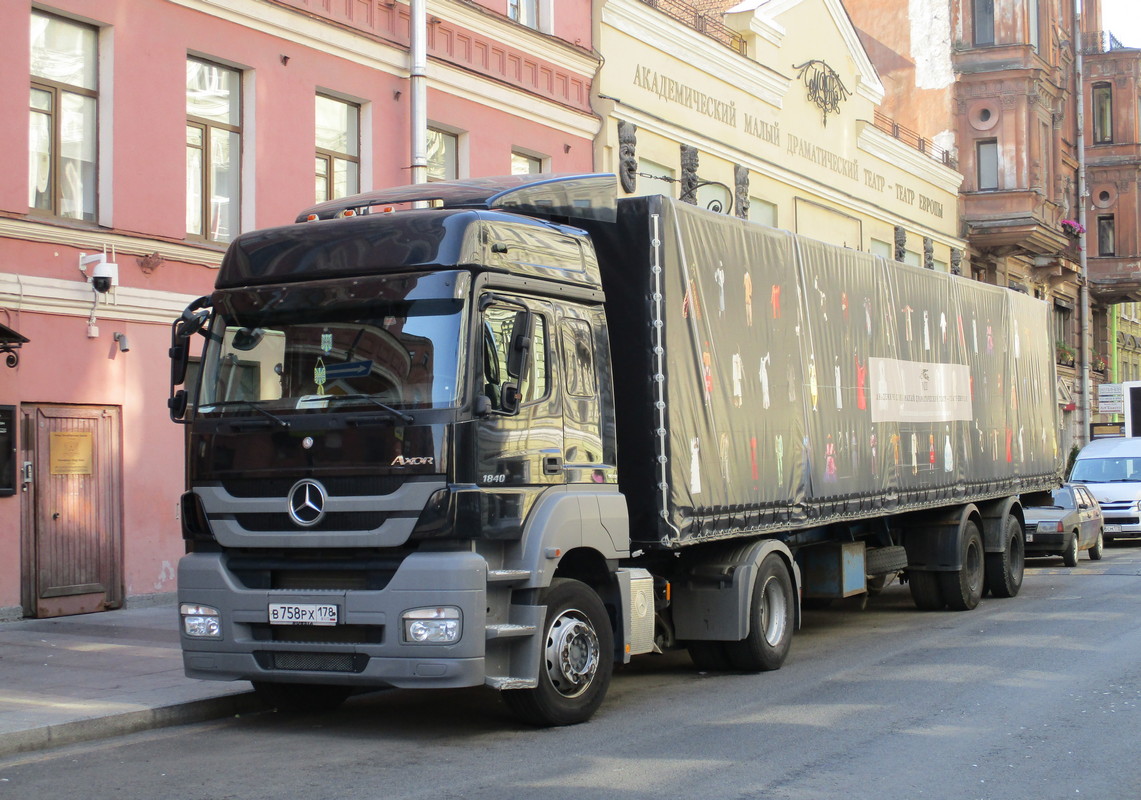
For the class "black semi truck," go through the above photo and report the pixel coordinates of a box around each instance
[169,174,1059,725]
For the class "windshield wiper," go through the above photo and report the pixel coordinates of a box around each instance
[205,400,290,428]
[329,393,414,424]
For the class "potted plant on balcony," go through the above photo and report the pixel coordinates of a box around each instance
[1093,352,1107,373]
[1056,340,1075,367]
[1060,219,1085,239]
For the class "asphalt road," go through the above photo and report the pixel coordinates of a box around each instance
[2,544,1140,800]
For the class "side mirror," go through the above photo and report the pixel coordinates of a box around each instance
[168,389,189,422]
[505,310,532,380]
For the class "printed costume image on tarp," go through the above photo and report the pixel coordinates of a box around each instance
[596,196,1060,548]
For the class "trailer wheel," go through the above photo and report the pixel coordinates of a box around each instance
[984,514,1025,598]
[252,681,352,713]
[939,522,984,611]
[724,554,794,672]
[502,578,613,726]
[907,570,945,610]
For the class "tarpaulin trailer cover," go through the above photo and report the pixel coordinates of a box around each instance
[588,195,1060,549]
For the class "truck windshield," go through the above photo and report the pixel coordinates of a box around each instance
[197,296,464,415]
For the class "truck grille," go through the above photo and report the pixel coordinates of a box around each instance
[222,476,406,497]
[234,511,388,532]
[255,651,369,673]
[251,624,383,645]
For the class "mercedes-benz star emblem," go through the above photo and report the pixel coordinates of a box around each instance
[287,479,327,527]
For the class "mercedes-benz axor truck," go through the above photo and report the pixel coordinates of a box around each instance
[168,174,1060,725]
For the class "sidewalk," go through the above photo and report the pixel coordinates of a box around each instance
[0,602,264,758]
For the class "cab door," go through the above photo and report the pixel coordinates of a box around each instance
[474,296,564,501]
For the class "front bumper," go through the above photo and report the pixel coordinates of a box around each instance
[178,550,489,689]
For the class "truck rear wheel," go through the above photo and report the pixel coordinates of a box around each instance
[252,681,352,713]
[984,514,1024,598]
[724,554,794,672]
[907,570,945,610]
[502,578,613,726]
[939,522,984,611]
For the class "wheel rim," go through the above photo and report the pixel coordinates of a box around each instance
[544,608,600,699]
[760,575,789,646]
[965,536,983,594]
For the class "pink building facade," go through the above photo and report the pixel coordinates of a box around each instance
[0,0,598,619]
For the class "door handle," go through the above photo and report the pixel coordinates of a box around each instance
[543,455,563,475]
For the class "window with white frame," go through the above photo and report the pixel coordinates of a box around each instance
[315,94,360,202]
[29,11,98,222]
[187,58,241,243]
[509,0,539,29]
[426,128,458,182]
[511,151,543,175]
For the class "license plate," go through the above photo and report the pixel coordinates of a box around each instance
[269,603,338,626]
[1105,525,1122,533]
[1025,533,1034,542]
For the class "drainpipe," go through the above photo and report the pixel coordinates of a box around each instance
[1075,0,1091,446]
[410,0,428,185]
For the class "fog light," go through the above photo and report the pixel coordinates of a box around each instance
[402,606,461,644]
[180,603,222,639]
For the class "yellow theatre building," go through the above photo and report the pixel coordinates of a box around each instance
[591,0,964,270]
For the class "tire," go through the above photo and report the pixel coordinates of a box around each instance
[1062,531,1079,568]
[907,569,945,610]
[502,578,613,726]
[252,681,352,713]
[687,641,733,671]
[984,515,1025,598]
[939,522,984,611]
[725,554,795,672]
[1089,530,1105,561]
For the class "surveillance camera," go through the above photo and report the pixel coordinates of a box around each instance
[91,261,118,294]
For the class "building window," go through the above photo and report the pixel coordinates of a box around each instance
[1098,215,1116,256]
[1093,83,1113,144]
[508,0,538,29]
[973,0,994,46]
[29,11,98,222]
[976,139,999,190]
[426,128,458,181]
[315,95,360,202]
[1028,0,1039,52]
[749,198,777,228]
[511,151,543,175]
[186,58,241,243]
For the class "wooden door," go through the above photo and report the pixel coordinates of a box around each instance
[21,405,122,617]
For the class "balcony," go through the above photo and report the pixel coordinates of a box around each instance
[872,111,955,167]
[1088,255,1141,304]
[636,0,747,55]
[962,191,1070,257]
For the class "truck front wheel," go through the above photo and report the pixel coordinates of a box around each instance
[724,553,794,672]
[503,578,613,726]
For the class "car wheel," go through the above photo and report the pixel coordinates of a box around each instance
[1088,530,1104,561]
[1062,531,1079,568]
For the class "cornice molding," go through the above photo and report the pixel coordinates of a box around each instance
[0,217,224,268]
[856,123,964,195]
[0,272,201,326]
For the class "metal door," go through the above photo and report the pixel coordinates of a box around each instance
[21,405,123,617]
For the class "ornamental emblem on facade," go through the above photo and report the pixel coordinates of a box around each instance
[793,60,850,127]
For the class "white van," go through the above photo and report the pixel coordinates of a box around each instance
[1068,437,1141,542]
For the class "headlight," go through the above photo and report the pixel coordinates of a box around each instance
[180,603,222,639]
[1036,521,1063,533]
[402,606,461,644]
